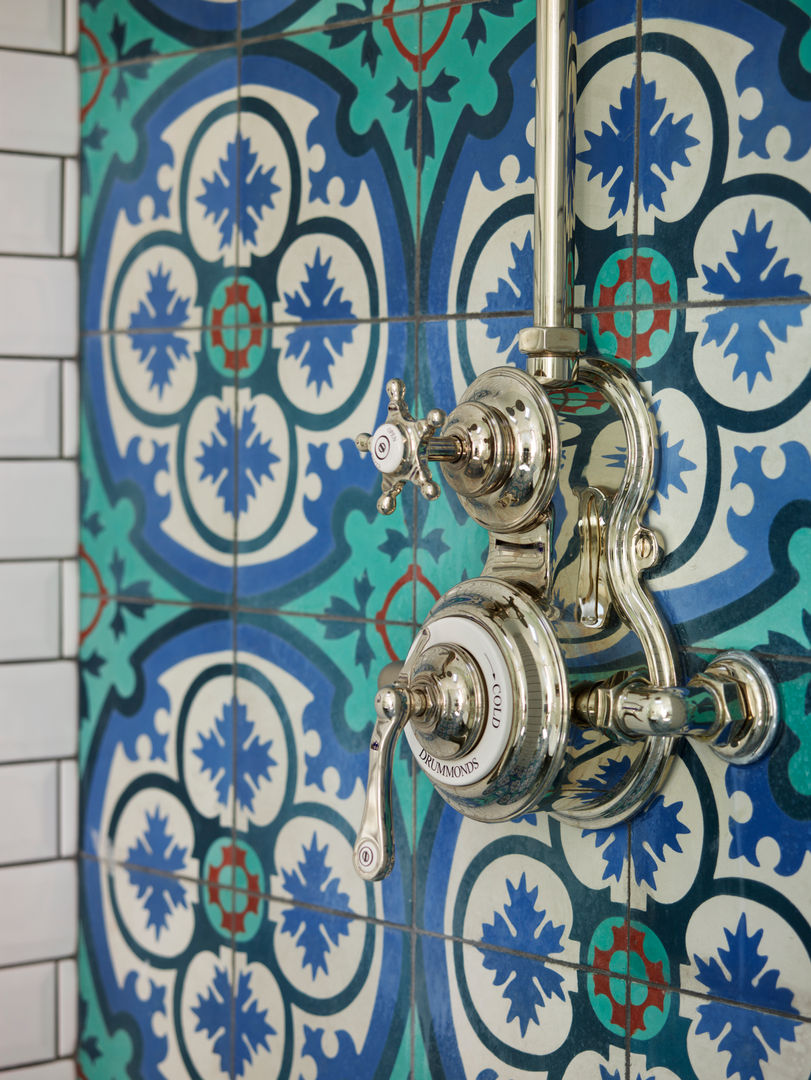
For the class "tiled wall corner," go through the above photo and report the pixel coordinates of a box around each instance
[0,1,79,1074]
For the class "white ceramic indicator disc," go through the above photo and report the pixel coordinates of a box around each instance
[403,616,513,787]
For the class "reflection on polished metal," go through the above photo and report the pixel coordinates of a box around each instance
[356,378,455,516]
[349,0,781,882]
[573,652,779,765]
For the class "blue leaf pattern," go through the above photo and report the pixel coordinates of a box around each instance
[194,698,276,811]
[129,265,191,395]
[126,808,187,937]
[281,834,351,976]
[283,249,356,392]
[701,211,808,389]
[578,76,698,217]
[479,873,566,1036]
[693,915,800,1080]
[197,404,280,516]
[193,967,275,1077]
[197,134,281,249]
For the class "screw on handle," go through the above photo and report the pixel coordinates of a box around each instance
[353,684,415,881]
[356,378,450,515]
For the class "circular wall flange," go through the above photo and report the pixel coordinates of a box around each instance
[441,368,560,534]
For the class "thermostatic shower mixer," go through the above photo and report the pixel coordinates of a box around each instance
[351,368,779,881]
[350,0,780,883]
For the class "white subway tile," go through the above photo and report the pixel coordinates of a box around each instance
[0,660,77,762]
[60,558,78,657]
[57,958,76,1057]
[0,963,56,1067]
[0,154,61,255]
[61,360,78,457]
[0,52,77,155]
[0,462,77,558]
[0,861,75,964]
[61,158,78,256]
[0,256,77,356]
[0,762,58,864]
[0,359,60,456]
[64,0,78,54]
[0,0,63,52]
[0,1064,75,1080]
[58,760,77,857]
[0,561,60,660]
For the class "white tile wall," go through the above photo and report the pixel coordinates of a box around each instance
[0,155,62,255]
[0,963,56,1068]
[61,160,78,257]
[0,256,78,356]
[61,361,79,457]
[0,762,58,864]
[0,1063,75,1080]
[0,661,77,762]
[0,360,61,457]
[0,861,76,964]
[0,5,79,1073]
[58,760,77,857]
[0,0,64,52]
[0,51,78,155]
[0,561,61,660]
[57,959,77,1057]
[0,462,78,558]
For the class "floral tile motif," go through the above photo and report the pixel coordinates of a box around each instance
[233,612,413,926]
[242,0,417,39]
[79,0,237,69]
[415,941,623,1080]
[639,5,811,303]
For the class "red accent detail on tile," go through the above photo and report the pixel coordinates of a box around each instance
[79,543,109,645]
[591,922,628,1030]
[375,563,440,661]
[79,22,110,122]
[211,281,263,371]
[596,255,634,361]
[591,922,667,1035]
[207,843,260,935]
[633,255,672,361]
[382,0,461,73]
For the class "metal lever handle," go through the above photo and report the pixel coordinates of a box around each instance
[356,378,460,515]
[354,684,421,881]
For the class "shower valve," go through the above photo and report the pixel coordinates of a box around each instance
[350,362,781,883]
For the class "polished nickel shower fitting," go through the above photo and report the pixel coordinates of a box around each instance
[351,0,779,882]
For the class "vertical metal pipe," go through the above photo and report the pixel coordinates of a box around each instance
[521,0,582,381]
[534,0,574,327]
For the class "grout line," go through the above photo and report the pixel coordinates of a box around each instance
[76,590,418,627]
[67,852,811,1025]
[0,146,80,161]
[230,17,242,1072]
[630,0,642,388]
[0,754,79,768]
[0,952,76,974]
[75,292,811,342]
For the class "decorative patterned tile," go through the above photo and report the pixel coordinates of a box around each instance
[637,986,811,1080]
[627,734,811,1020]
[415,942,624,1080]
[77,1,811,1078]
[79,0,237,70]
[639,3,811,303]
[242,0,418,39]
[80,49,239,326]
[79,603,235,867]
[232,613,413,926]
[78,862,242,1080]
